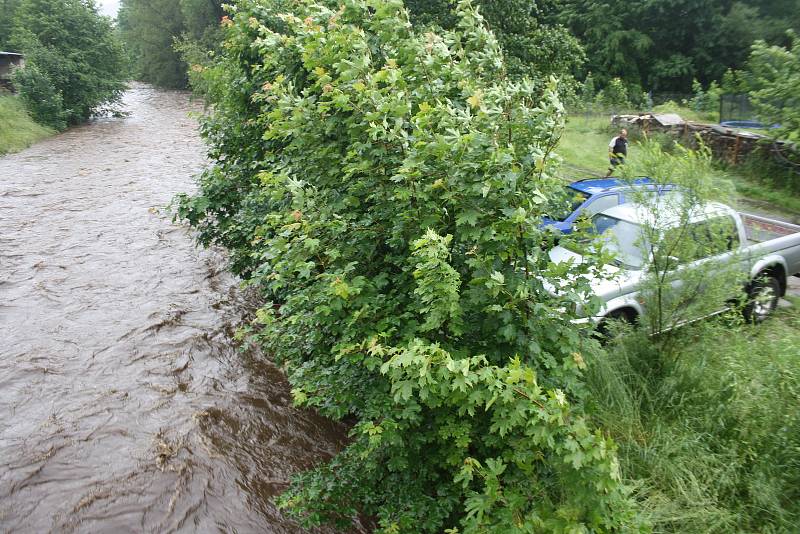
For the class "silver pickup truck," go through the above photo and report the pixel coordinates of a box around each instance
[549,199,800,329]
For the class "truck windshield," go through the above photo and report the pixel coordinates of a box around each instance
[549,186,589,221]
[591,214,648,270]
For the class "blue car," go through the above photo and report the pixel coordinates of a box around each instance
[541,177,676,234]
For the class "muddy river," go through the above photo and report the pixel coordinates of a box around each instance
[0,84,360,533]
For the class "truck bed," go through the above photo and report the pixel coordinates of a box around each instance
[740,212,800,279]
[741,212,800,244]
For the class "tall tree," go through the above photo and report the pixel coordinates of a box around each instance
[10,0,126,128]
[559,0,800,93]
[118,0,222,89]
[0,0,22,50]
[118,0,187,88]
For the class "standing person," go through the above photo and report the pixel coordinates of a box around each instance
[606,128,628,176]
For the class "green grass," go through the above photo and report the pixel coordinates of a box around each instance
[558,115,613,179]
[727,174,800,219]
[0,93,54,155]
[587,302,800,532]
[559,113,800,217]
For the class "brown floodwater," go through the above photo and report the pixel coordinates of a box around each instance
[0,84,361,533]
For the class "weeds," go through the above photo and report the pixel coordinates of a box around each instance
[587,304,800,532]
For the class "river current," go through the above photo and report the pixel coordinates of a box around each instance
[0,84,360,533]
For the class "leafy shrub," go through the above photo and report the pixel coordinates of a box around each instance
[580,72,596,102]
[10,0,126,129]
[177,0,642,531]
[743,33,800,143]
[11,61,66,130]
[405,0,586,87]
[594,77,632,112]
[689,79,721,118]
[621,143,741,335]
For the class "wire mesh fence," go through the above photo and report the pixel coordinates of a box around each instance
[719,94,757,125]
[568,93,702,126]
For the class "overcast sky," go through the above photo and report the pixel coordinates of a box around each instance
[98,0,120,18]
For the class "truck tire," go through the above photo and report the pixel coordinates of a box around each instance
[597,309,637,341]
[744,275,780,323]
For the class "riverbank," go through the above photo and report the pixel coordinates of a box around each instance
[0,93,54,155]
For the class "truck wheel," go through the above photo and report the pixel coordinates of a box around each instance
[597,309,636,341]
[744,275,780,323]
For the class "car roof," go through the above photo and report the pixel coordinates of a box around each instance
[568,177,658,195]
[599,197,736,229]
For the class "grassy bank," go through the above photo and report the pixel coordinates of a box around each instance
[588,302,800,532]
[0,93,54,155]
[559,113,800,217]
[558,114,615,178]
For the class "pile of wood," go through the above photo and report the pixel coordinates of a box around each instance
[611,113,795,165]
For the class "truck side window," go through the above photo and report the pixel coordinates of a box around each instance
[696,216,740,256]
[583,194,619,217]
[663,216,740,264]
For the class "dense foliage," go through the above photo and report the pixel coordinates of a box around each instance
[0,0,20,50]
[7,0,126,130]
[110,0,800,99]
[405,0,584,92]
[177,0,642,531]
[118,0,223,88]
[556,0,800,94]
[740,34,800,143]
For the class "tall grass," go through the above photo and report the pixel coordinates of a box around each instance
[725,156,800,217]
[586,303,800,532]
[0,93,54,155]
[558,115,616,178]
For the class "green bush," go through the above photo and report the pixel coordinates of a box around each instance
[743,33,800,143]
[11,61,66,130]
[405,0,586,88]
[689,79,721,119]
[594,77,632,112]
[177,0,641,531]
[10,0,126,129]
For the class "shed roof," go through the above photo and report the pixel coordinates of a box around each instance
[0,51,24,57]
[651,113,684,126]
